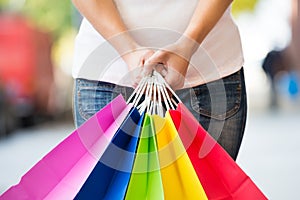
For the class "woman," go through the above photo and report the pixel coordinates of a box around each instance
[71,0,247,160]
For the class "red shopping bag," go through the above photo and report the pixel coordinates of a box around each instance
[169,103,267,200]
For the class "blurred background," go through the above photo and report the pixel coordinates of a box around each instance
[0,0,299,199]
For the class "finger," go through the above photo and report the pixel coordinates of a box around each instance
[154,63,168,77]
[164,72,185,91]
[143,50,155,60]
[145,50,166,65]
[141,63,155,76]
[144,51,167,77]
[139,50,156,76]
[140,49,155,66]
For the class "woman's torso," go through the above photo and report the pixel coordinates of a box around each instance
[72,0,244,88]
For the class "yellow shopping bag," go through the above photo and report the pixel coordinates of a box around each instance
[153,112,207,200]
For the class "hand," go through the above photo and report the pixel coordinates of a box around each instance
[121,47,155,87]
[145,38,197,90]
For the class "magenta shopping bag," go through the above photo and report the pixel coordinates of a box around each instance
[0,95,131,200]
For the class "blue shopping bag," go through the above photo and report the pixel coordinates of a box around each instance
[75,108,144,200]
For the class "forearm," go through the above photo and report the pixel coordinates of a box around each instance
[72,0,138,54]
[180,0,233,53]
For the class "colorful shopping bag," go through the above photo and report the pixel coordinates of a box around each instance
[0,95,131,200]
[74,108,144,200]
[44,99,132,199]
[1,72,267,200]
[169,103,267,199]
[153,112,208,200]
[125,114,164,200]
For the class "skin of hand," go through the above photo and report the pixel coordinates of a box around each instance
[145,39,195,90]
[121,47,155,87]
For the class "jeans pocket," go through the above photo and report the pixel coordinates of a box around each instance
[77,80,123,121]
[190,70,242,120]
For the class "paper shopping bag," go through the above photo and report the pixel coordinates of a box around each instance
[75,108,144,200]
[169,103,267,200]
[125,114,164,200]
[153,112,207,200]
[0,95,131,200]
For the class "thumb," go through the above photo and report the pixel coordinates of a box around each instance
[142,51,162,76]
[145,50,166,65]
[141,61,155,76]
[144,50,167,76]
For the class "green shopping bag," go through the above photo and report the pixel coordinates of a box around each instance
[125,114,164,200]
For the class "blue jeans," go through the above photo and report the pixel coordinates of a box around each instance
[73,68,247,160]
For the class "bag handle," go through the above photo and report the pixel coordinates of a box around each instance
[127,71,182,115]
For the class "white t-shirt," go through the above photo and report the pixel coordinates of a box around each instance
[72,0,244,88]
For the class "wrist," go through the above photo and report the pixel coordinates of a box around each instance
[108,32,139,55]
[176,36,200,58]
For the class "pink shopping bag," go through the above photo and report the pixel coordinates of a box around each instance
[1,95,131,200]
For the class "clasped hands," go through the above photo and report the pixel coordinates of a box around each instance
[122,37,198,91]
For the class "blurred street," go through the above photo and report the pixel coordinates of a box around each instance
[0,118,73,194]
[238,108,300,199]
